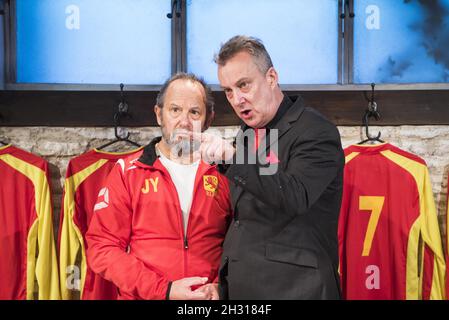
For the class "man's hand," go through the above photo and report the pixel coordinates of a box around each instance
[192,132,235,164]
[193,283,219,300]
[169,277,209,300]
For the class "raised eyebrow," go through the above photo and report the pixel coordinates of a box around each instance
[220,78,249,91]
[169,103,181,108]
[236,78,251,87]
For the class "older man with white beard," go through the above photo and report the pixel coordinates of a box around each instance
[86,73,232,300]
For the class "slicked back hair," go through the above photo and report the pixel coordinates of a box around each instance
[214,35,274,74]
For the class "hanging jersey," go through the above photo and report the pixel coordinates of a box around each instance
[338,143,445,300]
[0,144,60,300]
[58,147,143,300]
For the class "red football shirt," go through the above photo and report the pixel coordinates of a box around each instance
[0,144,60,299]
[338,143,445,300]
[58,147,142,300]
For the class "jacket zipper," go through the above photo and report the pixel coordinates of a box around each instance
[182,165,216,277]
[154,162,216,277]
[158,168,190,276]
[183,165,216,247]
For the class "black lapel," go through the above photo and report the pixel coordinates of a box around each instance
[257,95,306,159]
[229,128,246,210]
[230,95,306,211]
[231,185,244,210]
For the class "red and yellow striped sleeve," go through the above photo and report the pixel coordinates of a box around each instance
[59,159,108,299]
[381,150,445,300]
[1,153,60,299]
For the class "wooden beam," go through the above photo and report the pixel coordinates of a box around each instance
[0,90,448,126]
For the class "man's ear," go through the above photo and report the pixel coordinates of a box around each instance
[203,111,215,131]
[154,105,162,126]
[266,67,279,89]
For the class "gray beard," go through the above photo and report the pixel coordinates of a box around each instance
[163,132,200,158]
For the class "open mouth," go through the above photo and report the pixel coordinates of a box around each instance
[241,110,252,119]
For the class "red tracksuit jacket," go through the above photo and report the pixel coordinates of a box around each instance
[85,139,232,299]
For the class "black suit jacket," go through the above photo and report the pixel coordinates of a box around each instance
[219,95,344,300]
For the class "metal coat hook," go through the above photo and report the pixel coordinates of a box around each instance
[367,83,379,118]
[113,112,130,140]
[118,83,129,117]
[363,110,382,142]
[115,83,130,140]
[167,0,181,19]
[359,83,384,144]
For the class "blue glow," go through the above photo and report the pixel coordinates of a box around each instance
[16,0,171,84]
[354,0,449,83]
[186,0,339,85]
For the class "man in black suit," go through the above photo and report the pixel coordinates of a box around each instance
[197,35,344,299]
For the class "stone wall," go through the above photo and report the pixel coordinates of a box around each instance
[1,125,448,245]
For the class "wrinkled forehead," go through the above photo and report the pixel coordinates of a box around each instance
[218,52,262,84]
[164,79,206,107]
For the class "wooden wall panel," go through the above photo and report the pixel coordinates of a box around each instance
[0,90,448,126]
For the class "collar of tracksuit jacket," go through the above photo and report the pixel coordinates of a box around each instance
[137,136,162,166]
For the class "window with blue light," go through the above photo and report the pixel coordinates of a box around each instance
[12,0,449,88]
[353,0,449,84]
[16,0,171,84]
[186,0,339,85]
